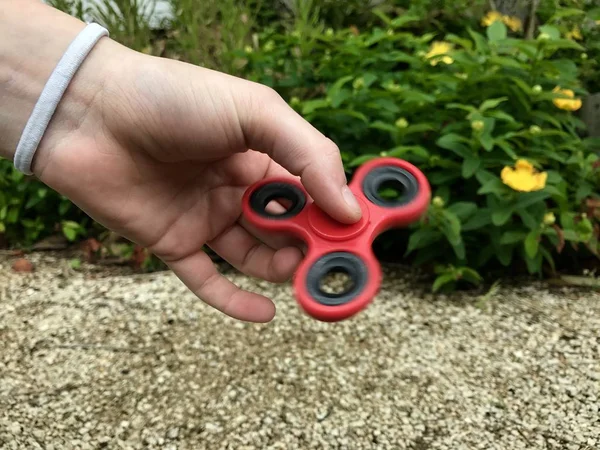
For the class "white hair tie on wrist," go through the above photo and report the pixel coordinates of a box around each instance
[13,22,109,175]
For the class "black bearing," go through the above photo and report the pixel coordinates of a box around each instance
[361,166,419,207]
[306,252,368,306]
[249,182,306,219]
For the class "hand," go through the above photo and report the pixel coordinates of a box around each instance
[26,15,363,323]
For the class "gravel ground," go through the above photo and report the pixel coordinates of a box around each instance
[1,251,599,450]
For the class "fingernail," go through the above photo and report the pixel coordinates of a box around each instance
[342,185,362,216]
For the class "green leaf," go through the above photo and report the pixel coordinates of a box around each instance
[518,209,539,230]
[367,98,401,113]
[446,103,477,113]
[500,230,527,245]
[494,139,518,159]
[362,72,378,88]
[487,20,507,42]
[543,39,585,51]
[436,133,472,158]
[428,171,462,184]
[452,240,466,260]
[538,25,560,40]
[59,201,71,216]
[348,154,377,167]
[467,28,489,53]
[492,204,514,226]
[387,146,430,159]
[486,110,517,123]
[463,208,492,231]
[63,226,77,241]
[403,124,436,135]
[432,273,456,293]
[445,34,473,50]
[525,230,540,258]
[447,202,477,221]
[515,191,550,209]
[480,97,508,111]
[62,220,81,230]
[531,111,562,129]
[0,222,4,233]
[478,118,496,151]
[301,99,329,115]
[540,246,555,272]
[369,121,398,133]
[462,156,481,178]
[390,14,420,28]
[475,169,496,185]
[461,267,482,285]
[477,178,507,196]
[548,7,585,22]
[328,109,369,122]
[524,250,543,274]
[7,206,19,224]
[495,243,514,266]
[576,184,592,202]
[406,228,441,254]
[327,75,353,107]
[441,210,462,246]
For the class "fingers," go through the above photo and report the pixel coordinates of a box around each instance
[207,223,303,283]
[234,83,363,224]
[165,250,276,323]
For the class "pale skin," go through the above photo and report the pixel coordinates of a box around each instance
[0,1,363,323]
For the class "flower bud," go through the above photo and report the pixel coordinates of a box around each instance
[543,212,556,225]
[432,196,445,207]
[264,40,275,52]
[353,77,364,89]
[532,85,542,94]
[529,125,542,135]
[395,118,409,129]
[471,120,485,131]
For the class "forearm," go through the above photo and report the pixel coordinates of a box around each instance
[0,0,122,177]
[0,1,84,159]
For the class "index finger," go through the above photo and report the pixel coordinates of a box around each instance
[235,83,363,224]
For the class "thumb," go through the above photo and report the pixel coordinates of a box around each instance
[235,83,363,224]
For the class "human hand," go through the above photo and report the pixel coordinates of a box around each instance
[12,5,363,323]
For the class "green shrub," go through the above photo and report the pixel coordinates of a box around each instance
[241,7,600,289]
[0,162,91,245]
[4,0,600,291]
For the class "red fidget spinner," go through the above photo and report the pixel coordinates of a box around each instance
[241,157,431,322]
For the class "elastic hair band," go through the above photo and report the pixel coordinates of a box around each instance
[13,22,109,175]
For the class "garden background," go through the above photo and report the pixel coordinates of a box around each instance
[3,0,600,292]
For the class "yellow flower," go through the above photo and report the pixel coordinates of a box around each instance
[501,160,547,192]
[425,41,454,66]
[482,11,521,31]
[502,16,522,32]
[565,26,582,40]
[482,11,503,27]
[552,87,582,111]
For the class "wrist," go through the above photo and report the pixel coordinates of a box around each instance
[0,1,127,180]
